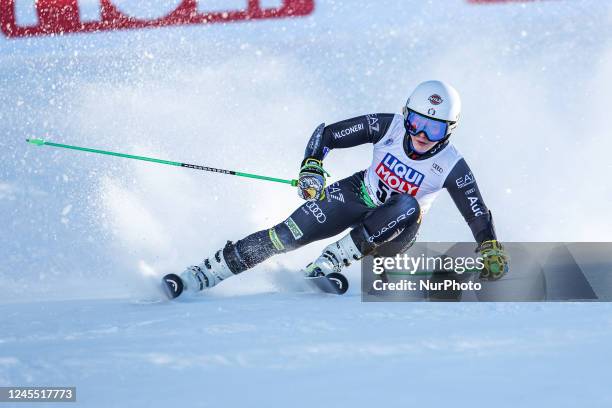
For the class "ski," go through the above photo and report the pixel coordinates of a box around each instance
[305,272,349,295]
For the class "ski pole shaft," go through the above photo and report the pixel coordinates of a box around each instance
[26,138,298,187]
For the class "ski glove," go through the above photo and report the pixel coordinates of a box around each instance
[477,240,509,280]
[297,158,329,201]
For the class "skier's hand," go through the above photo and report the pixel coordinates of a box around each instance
[297,158,328,201]
[477,240,509,280]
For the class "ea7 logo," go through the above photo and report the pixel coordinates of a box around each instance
[455,172,475,189]
[326,183,345,203]
[366,114,380,134]
[0,0,314,38]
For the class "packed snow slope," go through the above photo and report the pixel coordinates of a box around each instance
[1,0,612,406]
[1,298,612,407]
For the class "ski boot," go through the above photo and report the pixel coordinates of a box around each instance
[163,246,234,299]
[303,233,362,294]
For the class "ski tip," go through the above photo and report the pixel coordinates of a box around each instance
[305,272,349,295]
[327,272,349,295]
[26,138,45,146]
[162,273,184,299]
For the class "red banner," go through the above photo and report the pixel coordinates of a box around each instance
[0,0,314,38]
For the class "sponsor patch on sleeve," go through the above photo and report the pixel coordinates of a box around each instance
[269,227,285,251]
[284,217,304,240]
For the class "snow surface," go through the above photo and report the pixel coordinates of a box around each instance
[1,0,612,406]
[1,297,612,407]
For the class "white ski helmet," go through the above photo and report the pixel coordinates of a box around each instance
[402,80,461,141]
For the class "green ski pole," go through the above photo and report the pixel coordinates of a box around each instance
[26,138,299,187]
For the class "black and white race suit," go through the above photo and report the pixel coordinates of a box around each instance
[220,113,497,274]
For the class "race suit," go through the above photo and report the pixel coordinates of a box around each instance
[220,113,497,274]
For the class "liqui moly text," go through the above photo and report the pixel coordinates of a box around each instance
[375,153,424,196]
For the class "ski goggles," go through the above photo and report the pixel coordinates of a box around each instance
[405,110,450,142]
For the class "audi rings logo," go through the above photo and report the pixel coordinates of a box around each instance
[305,202,327,223]
[428,94,443,105]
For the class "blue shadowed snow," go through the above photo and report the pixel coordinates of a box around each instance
[1,297,612,407]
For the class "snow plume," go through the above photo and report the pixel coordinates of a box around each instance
[74,51,332,300]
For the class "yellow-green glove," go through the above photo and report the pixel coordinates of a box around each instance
[477,240,509,280]
[297,158,329,201]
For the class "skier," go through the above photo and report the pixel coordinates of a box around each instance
[164,80,509,298]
